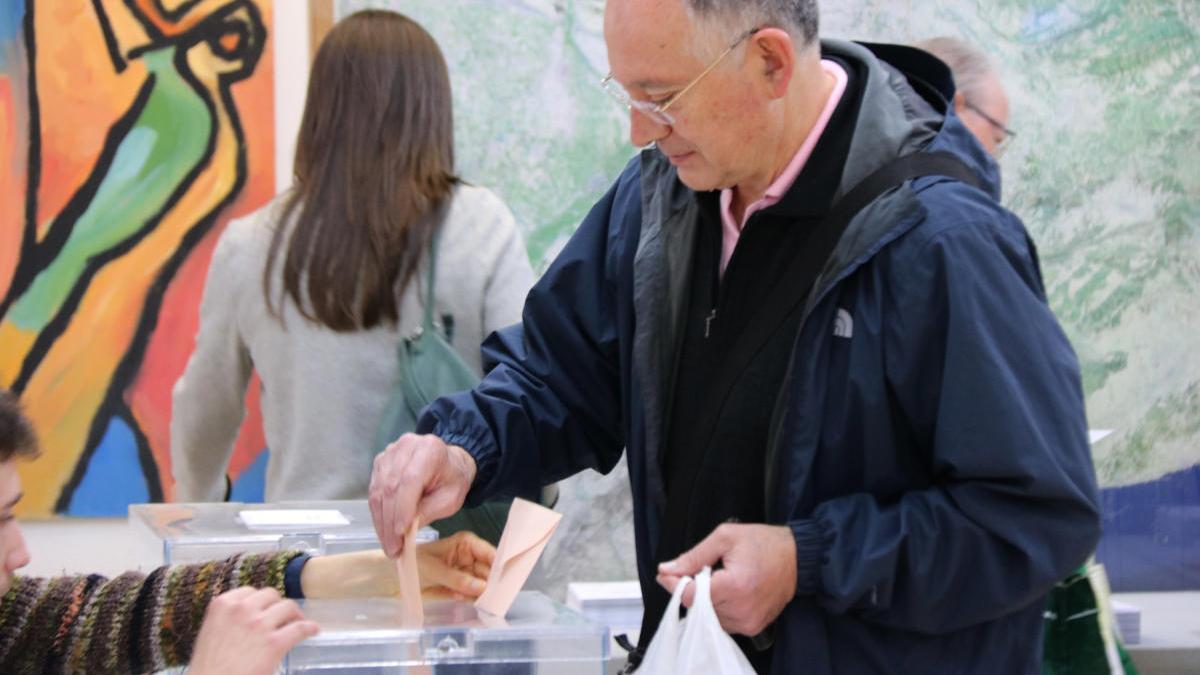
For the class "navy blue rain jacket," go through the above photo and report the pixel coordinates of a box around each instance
[419,40,1101,674]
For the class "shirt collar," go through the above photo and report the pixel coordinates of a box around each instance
[720,59,849,230]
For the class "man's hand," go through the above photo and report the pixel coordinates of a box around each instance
[188,587,318,675]
[656,523,797,636]
[369,433,477,557]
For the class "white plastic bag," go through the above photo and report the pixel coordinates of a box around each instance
[637,566,757,674]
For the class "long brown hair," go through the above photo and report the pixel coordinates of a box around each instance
[265,10,458,331]
[0,389,39,462]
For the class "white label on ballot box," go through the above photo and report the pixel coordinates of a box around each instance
[238,509,351,529]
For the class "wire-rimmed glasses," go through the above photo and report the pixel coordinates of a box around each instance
[600,27,761,126]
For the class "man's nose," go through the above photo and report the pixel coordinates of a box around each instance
[629,108,670,148]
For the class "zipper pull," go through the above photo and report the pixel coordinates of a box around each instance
[704,309,718,338]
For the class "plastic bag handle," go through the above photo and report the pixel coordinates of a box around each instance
[635,574,694,673]
[662,574,693,628]
[692,567,718,620]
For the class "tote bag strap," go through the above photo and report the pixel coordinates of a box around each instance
[420,199,450,335]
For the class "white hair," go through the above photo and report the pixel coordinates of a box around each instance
[915,36,997,105]
[683,0,819,57]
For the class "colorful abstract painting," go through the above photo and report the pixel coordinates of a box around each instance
[1,0,275,517]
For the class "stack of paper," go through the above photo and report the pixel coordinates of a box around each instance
[1111,600,1141,645]
[567,580,645,640]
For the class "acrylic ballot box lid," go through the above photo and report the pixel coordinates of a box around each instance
[287,591,610,673]
[128,500,437,565]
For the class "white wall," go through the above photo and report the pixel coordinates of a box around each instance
[273,3,311,194]
[20,518,152,578]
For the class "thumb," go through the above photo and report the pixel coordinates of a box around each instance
[416,486,466,527]
[658,527,729,578]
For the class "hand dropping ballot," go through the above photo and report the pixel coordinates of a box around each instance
[390,498,561,624]
[475,497,563,617]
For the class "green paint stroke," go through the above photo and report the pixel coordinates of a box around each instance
[9,48,212,331]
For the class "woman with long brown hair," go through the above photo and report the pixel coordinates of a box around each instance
[170,10,533,502]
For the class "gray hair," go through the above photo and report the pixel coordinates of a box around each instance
[914,37,995,104]
[684,0,819,56]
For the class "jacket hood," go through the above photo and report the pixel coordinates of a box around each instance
[639,39,1002,258]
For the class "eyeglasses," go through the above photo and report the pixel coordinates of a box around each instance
[600,27,760,127]
[963,100,1016,156]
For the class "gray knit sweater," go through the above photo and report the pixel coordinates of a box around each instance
[171,185,534,501]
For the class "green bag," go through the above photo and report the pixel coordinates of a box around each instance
[1043,562,1139,675]
[372,226,515,546]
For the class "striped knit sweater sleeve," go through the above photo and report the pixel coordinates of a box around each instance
[0,550,304,675]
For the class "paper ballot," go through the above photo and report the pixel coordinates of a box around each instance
[396,519,424,627]
[474,498,563,617]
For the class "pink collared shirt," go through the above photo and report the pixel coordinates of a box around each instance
[718,60,849,275]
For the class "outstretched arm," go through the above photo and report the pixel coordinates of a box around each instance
[0,550,302,674]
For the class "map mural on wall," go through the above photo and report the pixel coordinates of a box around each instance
[821,0,1200,591]
[350,0,1198,596]
[0,0,276,517]
[6,0,1186,596]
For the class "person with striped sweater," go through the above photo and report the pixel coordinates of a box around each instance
[0,389,494,674]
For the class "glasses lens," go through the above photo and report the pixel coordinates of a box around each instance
[601,75,674,126]
[601,75,630,107]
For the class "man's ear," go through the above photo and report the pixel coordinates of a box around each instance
[751,28,795,99]
[953,89,969,114]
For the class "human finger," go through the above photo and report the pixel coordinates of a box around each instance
[243,586,283,612]
[472,560,492,580]
[260,596,307,630]
[267,619,320,653]
[657,524,734,578]
[454,531,496,567]
[370,440,413,557]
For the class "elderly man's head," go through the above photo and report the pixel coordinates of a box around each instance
[604,0,822,193]
[917,37,1013,157]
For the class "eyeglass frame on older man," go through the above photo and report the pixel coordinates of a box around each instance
[600,26,761,127]
[962,99,1016,155]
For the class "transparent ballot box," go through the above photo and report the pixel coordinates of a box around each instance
[287,591,610,673]
[129,500,437,564]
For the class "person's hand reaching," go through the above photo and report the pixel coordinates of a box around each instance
[418,530,496,600]
[301,532,495,600]
[189,587,318,675]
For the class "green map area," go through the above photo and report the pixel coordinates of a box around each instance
[822,0,1199,487]
[340,0,1198,593]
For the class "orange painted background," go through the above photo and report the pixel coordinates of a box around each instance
[1,0,274,516]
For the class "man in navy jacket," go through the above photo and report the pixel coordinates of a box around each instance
[369,1,1101,672]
